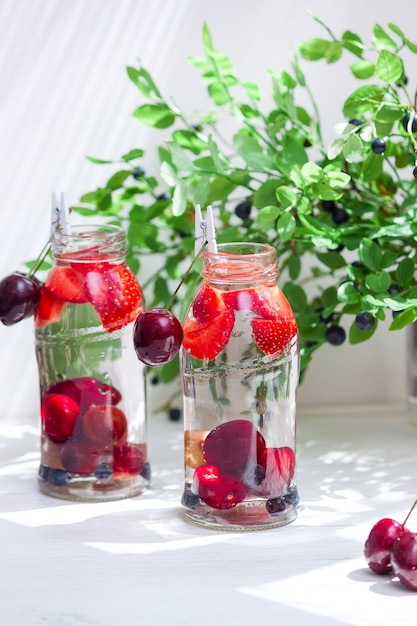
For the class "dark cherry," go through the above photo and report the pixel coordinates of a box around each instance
[364,517,404,574]
[391,529,417,590]
[203,419,265,477]
[266,497,286,515]
[133,307,183,366]
[0,272,41,326]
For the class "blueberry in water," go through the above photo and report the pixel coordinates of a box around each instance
[284,487,299,507]
[243,463,266,487]
[355,311,375,331]
[182,490,201,508]
[325,325,346,346]
[234,201,252,220]
[169,407,181,421]
[94,464,113,481]
[371,138,386,154]
[266,497,286,515]
[0,272,41,326]
[48,468,69,486]
[141,462,151,481]
[38,464,50,482]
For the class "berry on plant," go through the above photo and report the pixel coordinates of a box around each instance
[331,207,349,225]
[325,325,346,346]
[371,138,387,154]
[401,112,417,133]
[355,311,375,331]
[234,201,252,220]
[0,272,41,326]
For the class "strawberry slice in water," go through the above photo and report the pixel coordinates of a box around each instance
[182,308,235,360]
[45,265,89,304]
[250,317,297,356]
[84,264,144,332]
[35,286,66,328]
[223,285,293,320]
[192,283,226,322]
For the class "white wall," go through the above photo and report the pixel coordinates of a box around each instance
[0,0,412,419]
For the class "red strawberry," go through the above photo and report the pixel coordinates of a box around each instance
[182,308,235,360]
[35,286,66,328]
[223,285,293,320]
[192,283,225,322]
[45,265,88,304]
[193,464,246,510]
[41,393,81,443]
[84,264,144,332]
[248,446,295,497]
[250,317,297,355]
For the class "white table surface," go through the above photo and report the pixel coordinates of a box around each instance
[1,404,416,626]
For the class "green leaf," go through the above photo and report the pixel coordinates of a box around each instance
[86,156,114,165]
[337,282,360,304]
[342,133,363,163]
[106,170,131,190]
[349,319,377,344]
[350,60,375,79]
[242,81,261,101]
[389,307,417,330]
[133,103,176,129]
[361,151,383,183]
[283,283,308,311]
[172,180,187,216]
[172,130,207,154]
[277,212,296,241]
[288,254,301,280]
[258,205,279,221]
[343,85,384,118]
[341,30,365,57]
[253,179,280,208]
[160,161,178,187]
[373,24,398,50]
[121,149,144,161]
[316,251,346,270]
[208,81,231,105]
[375,50,404,84]
[276,186,297,209]
[396,257,415,283]
[327,137,344,160]
[167,142,195,175]
[299,38,342,63]
[359,238,383,271]
[365,271,391,292]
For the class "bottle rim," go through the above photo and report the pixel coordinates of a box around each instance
[202,242,279,283]
[52,224,127,262]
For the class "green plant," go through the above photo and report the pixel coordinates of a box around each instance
[73,15,417,388]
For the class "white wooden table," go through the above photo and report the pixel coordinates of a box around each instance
[0,405,416,626]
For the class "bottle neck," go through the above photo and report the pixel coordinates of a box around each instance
[52,224,128,264]
[202,243,279,286]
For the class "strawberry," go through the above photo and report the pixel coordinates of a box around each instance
[192,283,225,322]
[34,286,66,328]
[250,317,297,355]
[84,264,144,332]
[223,285,293,320]
[182,308,235,360]
[248,446,295,497]
[45,265,89,304]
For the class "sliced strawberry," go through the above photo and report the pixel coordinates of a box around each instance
[45,265,89,304]
[84,264,144,332]
[192,283,226,322]
[223,285,293,320]
[248,446,295,497]
[182,308,235,360]
[35,286,66,328]
[250,317,297,355]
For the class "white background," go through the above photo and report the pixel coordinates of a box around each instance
[0,0,413,419]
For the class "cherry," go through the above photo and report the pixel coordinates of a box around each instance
[193,464,246,510]
[0,272,41,326]
[41,393,81,443]
[133,307,183,366]
[248,446,296,497]
[203,420,266,477]
[60,438,100,475]
[82,404,128,448]
[113,443,145,475]
[391,529,417,590]
[46,376,122,414]
[364,517,404,574]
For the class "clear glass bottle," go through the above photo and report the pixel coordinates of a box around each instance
[180,243,299,530]
[35,224,149,501]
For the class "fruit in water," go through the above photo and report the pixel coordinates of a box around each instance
[82,404,128,448]
[41,393,81,443]
[391,529,417,590]
[34,286,66,328]
[250,317,297,355]
[182,308,234,360]
[184,430,207,468]
[45,265,89,303]
[60,438,100,474]
[113,444,145,475]
[223,285,293,320]
[364,517,404,574]
[249,446,295,497]
[46,376,121,414]
[203,419,265,477]
[192,283,226,322]
[0,272,41,326]
[193,464,246,510]
[133,307,183,366]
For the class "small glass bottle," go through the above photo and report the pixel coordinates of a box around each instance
[180,243,299,530]
[35,224,149,501]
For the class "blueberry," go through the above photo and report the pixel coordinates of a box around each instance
[388,284,402,295]
[355,311,375,331]
[371,138,387,154]
[349,118,364,127]
[243,463,266,487]
[266,497,286,515]
[48,469,69,486]
[132,166,146,179]
[94,464,113,481]
[182,490,201,508]
[234,201,252,220]
[157,192,170,201]
[332,207,349,225]
[284,487,299,507]
[169,407,181,421]
[413,166,417,180]
[150,375,160,386]
[325,325,346,346]
[141,462,151,481]
[321,200,336,213]
[38,464,50,482]
[402,112,417,133]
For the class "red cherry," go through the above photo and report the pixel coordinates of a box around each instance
[391,529,417,590]
[193,464,246,510]
[41,393,81,443]
[113,444,145,475]
[0,272,41,326]
[364,517,404,574]
[60,439,100,475]
[82,404,128,448]
[133,307,183,366]
[202,420,265,477]
[46,377,121,414]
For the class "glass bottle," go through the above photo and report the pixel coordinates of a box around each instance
[35,224,149,501]
[180,243,299,530]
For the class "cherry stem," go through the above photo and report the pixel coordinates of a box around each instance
[164,239,207,312]
[27,238,52,278]
[402,498,417,527]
